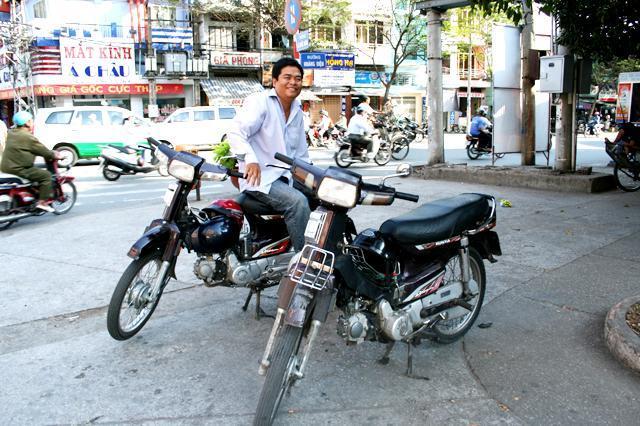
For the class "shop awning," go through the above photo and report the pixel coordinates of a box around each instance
[200,77,264,103]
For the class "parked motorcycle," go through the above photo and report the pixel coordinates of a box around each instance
[106,137,312,340]
[253,153,501,424]
[604,139,640,191]
[99,143,169,181]
[0,160,77,230]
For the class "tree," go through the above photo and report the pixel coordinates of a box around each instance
[354,0,427,103]
[468,0,640,61]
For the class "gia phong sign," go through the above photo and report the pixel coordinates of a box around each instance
[60,37,135,83]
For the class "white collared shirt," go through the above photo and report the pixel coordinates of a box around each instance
[228,89,310,194]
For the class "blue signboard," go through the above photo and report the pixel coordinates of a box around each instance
[294,30,310,52]
[300,52,355,70]
[284,0,302,35]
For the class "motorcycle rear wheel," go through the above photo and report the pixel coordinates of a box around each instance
[466,144,481,160]
[107,251,169,340]
[102,168,121,181]
[614,164,640,192]
[391,139,410,160]
[432,248,486,343]
[374,146,392,165]
[52,182,77,215]
[335,148,352,168]
[254,325,303,426]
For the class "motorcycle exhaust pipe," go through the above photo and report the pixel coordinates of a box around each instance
[0,212,33,224]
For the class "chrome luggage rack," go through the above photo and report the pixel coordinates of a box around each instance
[290,244,334,290]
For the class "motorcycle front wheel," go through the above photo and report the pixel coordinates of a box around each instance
[107,251,169,340]
[614,163,640,192]
[374,145,392,165]
[254,325,304,426]
[335,148,352,168]
[391,139,410,160]
[432,247,486,343]
[466,144,481,160]
[52,182,77,215]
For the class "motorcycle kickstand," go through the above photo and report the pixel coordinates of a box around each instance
[378,342,395,365]
[241,286,274,320]
[405,338,429,381]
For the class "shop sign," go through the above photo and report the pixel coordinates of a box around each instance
[210,51,261,67]
[355,71,386,87]
[300,53,355,70]
[615,83,632,123]
[30,83,184,97]
[60,37,135,83]
[294,30,310,52]
[313,69,355,87]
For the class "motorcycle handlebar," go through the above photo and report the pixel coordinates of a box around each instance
[274,152,293,165]
[395,191,419,202]
[227,169,244,178]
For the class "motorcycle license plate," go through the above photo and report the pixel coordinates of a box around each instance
[163,183,177,206]
[304,211,326,241]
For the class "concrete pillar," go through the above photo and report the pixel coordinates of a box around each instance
[521,2,535,165]
[554,43,573,172]
[426,9,444,165]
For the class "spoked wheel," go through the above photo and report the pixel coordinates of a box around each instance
[614,163,640,192]
[334,148,353,168]
[391,139,410,160]
[466,144,481,160]
[102,167,121,181]
[374,145,392,165]
[432,247,486,343]
[254,325,304,426]
[57,146,78,168]
[52,182,77,215]
[107,251,169,340]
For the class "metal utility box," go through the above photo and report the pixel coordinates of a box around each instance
[539,55,573,93]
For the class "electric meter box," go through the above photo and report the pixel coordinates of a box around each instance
[539,55,573,93]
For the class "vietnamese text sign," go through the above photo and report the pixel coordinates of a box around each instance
[313,69,355,87]
[616,83,632,123]
[60,37,135,83]
[300,52,355,70]
[294,30,310,52]
[210,51,261,67]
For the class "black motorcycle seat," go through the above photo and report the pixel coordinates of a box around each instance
[379,193,493,245]
[235,192,284,215]
[0,173,29,185]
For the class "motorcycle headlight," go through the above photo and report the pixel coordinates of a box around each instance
[317,177,358,208]
[168,159,195,182]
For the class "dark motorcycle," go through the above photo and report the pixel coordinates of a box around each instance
[106,138,311,340]
[605,139,640,191]
[390,118,421,160]
[253,153,501,424]
[99,144,168,181]
[465,126,504,160]
[334,133,392,167]
[0,160,77,230]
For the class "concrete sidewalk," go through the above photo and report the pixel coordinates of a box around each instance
[0,175,639,424]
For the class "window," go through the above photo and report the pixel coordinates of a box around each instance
[108,111,125,126]
[355,21,385,45]
[194,110,215,121]
[151,5,176,28]
[312,25,342,44]
[218,108,236,120]
[33,0,47,19]
[169,111,190,123]
[76,110,104,126]
[209,26,234,50]
[45,111,73,124]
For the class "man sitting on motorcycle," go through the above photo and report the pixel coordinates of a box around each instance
[587,111,602,135]
[347,104,378,159]
[0,111,63,213]
[318,110,333,141]
[469,108,492,151]
[605,121,639,163]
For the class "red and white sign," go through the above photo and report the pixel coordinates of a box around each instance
[209,51,261,68]
[60,37,135,83]
[0,83,184,100]
[616,83,632,123]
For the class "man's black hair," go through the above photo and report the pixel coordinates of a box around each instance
[272,57,304,80]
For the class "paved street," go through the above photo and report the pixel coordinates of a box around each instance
[1,133,639,425]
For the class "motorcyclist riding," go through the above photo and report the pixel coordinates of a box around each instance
[0,111,64,212]
[469,108,492,151]
[347,104,378,159]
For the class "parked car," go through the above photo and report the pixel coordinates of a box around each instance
[153,105,238,149]
[34,106,154,167]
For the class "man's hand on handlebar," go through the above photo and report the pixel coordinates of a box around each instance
[53,150,65,161]
[245,163,261,186]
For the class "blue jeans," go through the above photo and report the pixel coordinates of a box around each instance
[246,179,310,252]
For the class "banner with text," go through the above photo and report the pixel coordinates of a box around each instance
[60,37,135,84]
[300,52,355,70]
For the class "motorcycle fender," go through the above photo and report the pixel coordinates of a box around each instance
[470,231,502,260]
[284,288,313,328]
[127,219,174,259]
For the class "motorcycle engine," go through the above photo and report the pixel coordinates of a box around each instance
[337,299,373,345]
[193,256,227,287]
[0,194,13,213]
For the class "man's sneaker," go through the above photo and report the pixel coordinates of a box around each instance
[35,203,55,213]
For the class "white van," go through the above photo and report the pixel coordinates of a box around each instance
[153,105,238,148]
[34,106,154,167]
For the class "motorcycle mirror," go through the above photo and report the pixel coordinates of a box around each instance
[201,171,228,182]
[396,163,412,177]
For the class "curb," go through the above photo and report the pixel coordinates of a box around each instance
[604,295,640,375]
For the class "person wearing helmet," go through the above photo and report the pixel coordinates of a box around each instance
[335,112,347,129]
[347,104,377,158]
[469,108,492,151]
[318,109,333,142]
[0,111,63,212]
